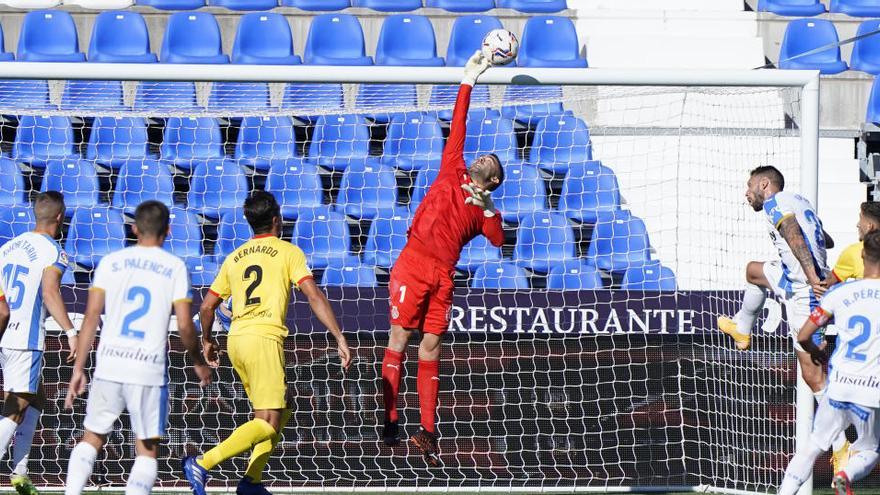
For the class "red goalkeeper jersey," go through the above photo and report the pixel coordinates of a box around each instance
[403,83,505,268]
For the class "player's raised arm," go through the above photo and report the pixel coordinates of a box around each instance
[64,287,103,409]
[442,52,491,169]
[299,279,351,370]
[777,215,825,296]
[42,266,77,362]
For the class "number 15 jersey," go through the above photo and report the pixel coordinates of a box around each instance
[208,234,312,342]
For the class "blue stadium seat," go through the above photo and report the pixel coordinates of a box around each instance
[265,161,323,220]
[586,210,651,273]
[362,212,410,269]
[0,208,34,247]
[61,80,124,111]
[281,83,344,120]
[0,81,50,110]
[86,117,152,171]
[464,113,520,165]
[0,23,13,61]
[546,261,603,290]
[336,162,399,220]
[831,0,880,15]
[215,209,252,262]
[513,211,576,273]
[322,262,378,287]
[376,15,444,66]
[851,20,880,74]
[457,236,502,273]
[137,0,206,11]
[88,11,157,63]
[280,0,349,8]
[212,0,276,9]
[13,116,76,170]
[425,0,495,11]
[352,0,420,9]
[304,14,373,65]
[558,161,620,223]
[496,0,566,12]
[410,165,439,211]
[757,0,826,15]
[112,159,176,215]
[446,15,503,66]
[429,84,491,121]
[236,116,299,172]
[472,261,530,289]
[621,260,676,291]
[779,19,847,74]
[291,206,352,269]
[163,207,203,261]
[17,11,86,62]
[134,81,198,110]
[867,77,880,124]
[187,159,250,220]
[232,13,302,64]
[41,159,101,211]
[161,117,225,172]
[161,13,229,64]
[492,164,546,223]
[355,84,418,124]
[189,260,219,286]
[307,114,378,172]
[208,82,271,112]
[64,207,127,269]
[501,85,566,126]
[0,158,26,208]
[518,16,586,68]
[528,114,592,174]
[382,112,444,172]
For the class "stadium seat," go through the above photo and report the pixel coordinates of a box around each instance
[513,211,576,273]
[136,0,205,10]
[41,159,101,211]
[161,117,226,172]
[17,11,86,62]
[303,14,373,66]
[232,13,301,65]
[64,207,127,269]
[429,84,491,121]
[457,236,502,273]
[280,0,348,8]
[265,161,323,220]
[64,0,133,9]
[187,159,250,220]
[375,15,444,66]
[558,161,620,223]
[215,209,252,261]
[492,164,547,223]
[291,207,352,269]
[134,81,198,110]
[0,158,26,208]
[352,0,419,9]
[0,23,13,61]
[112,159,176,214]
[208,82,271,112]
[621,260,676,291]
[362,212,410,269]
[13,116,76,170]
[410,165,440,211]
[472,261,530,289]
[425,0,495,11]
[496,0,566,12]
[355,84,418,123]
[161,13,229,64]
[336,163,399,220]
[851,20,880,74]
[831,0,880,15]
[61,80,124,111]
[163,207,202,261]
[236,116,299,172]
[211,0,275,9]
[518,16,586,68]
[447,15,504,66]
[307,114,378,172]
[88,11,157,63]
[281,83,344,120]
[779,19,847,74]
[464,113,520,165]
[383,112,444,172]
[0,208,35,247]
[321,262,378,287]
[757,0,826,15]
[546,261,603,290]
[86,117,152,171]
[528,114,592,174]
[0,81,49,109]
[189,260,219,286]
[867,77,880,124]
[586,210,651,273]
[501,85,566,126]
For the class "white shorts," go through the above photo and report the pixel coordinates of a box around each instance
[83,378,169,440]
[763,261,819,352]
[812,395,880,452]
[0,349,42,394]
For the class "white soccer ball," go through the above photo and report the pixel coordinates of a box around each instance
[481,29,519,66]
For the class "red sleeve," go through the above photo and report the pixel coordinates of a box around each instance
[482,214,504,248]
[439,84,473,177]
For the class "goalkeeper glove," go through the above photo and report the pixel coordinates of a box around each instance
[461,183,497,218]
[462,50,491,87]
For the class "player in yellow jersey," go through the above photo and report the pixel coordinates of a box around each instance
[181,191,351,495]
[826,202,880,286]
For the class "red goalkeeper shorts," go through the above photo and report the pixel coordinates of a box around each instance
[388,247,455,335]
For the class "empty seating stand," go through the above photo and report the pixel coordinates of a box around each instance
[41,159,101,211]
[87,117,152,171]
[112,159,176,214]
[472,262,530,289]
[586,210,652,273]
[850,20,880,74]
[162,13,229,64]
[137,0,206,10]
[546,261,604,290]
[321,263,378,287]
[375,15,444,66]
[497,0,567,12]
[304,14,373,65]
[425,0,495,11]
[518,16,587,68]
[232,13,302,65]
[779,19,847,74]
[17,11,85,62]
[88,12,157,63]
[621,261,677,291]
[831,0,880,16]
[266,161,323,220]
[280,0,349,8]
[352,0,421,10]
[211,0,276,10]
[0,158,27,208]
[446,15,504,66]
[757,0,826,15]
[291,207,352,269]
[64,207,127,269]
[0,208,35,247]
[0,23,12,61]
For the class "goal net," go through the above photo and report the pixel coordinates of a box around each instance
[0,67,818,493]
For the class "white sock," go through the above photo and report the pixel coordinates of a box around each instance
[64,442,97,495]
[733,282,766,335]
[124,456,158,495]
[812,390,849,451]
[779,443,824,495]
[0,417,19,463]
[844,450,880,481]
[12,407,40,476]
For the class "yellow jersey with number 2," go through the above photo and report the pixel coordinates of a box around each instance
[208,234,313,342]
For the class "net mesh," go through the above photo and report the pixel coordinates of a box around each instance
[0,79,809,492]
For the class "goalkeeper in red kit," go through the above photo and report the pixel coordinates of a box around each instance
[381,51,504,467]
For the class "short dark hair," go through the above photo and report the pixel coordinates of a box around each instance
[472,153,505,192]
[33,191,65,223]
[134,200,169,238]
[244,191,280,234]
[864,230,880,264]
[861,201,880,225]
[750,165,785,190]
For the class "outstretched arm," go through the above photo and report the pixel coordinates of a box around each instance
[442,52,492,174]
[300,278,351,370]
[778,215,825,296]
